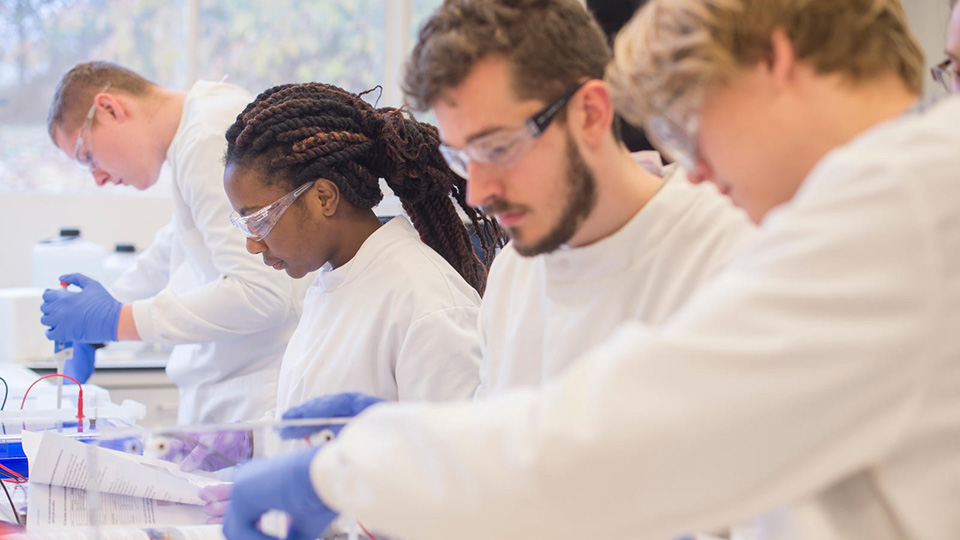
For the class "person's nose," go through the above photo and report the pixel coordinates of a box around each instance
[91,168,113,186]
[686,157,714,185]
[465,161,506,208]
[246,237,267,255]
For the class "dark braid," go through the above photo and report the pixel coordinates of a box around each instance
[225,82,505,294]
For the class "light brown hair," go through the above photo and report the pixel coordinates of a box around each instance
[403,0,612,112]
[607,0,925,126]
[47,61,155,142]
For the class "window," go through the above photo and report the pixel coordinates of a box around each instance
[0,0,442,194]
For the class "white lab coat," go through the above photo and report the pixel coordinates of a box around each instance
[110,81,310,425]
[306,98,960,540]
[478,166,756,396]
[274,217,482,413]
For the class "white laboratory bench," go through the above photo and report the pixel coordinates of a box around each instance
[20,344,179,427]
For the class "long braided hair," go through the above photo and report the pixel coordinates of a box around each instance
[224,82,504,294]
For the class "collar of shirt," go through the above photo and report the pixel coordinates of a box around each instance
[313,216,415,293]
[538,165,685,284]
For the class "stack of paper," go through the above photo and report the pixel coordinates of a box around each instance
[14,431,227,539]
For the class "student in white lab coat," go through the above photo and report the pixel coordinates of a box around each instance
[222,81,502,410]
[163,83,501,519]
[41,62,308,424]
[222,0,960,539]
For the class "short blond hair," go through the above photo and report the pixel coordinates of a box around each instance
[607,0,925,126]
[47,61,154,142]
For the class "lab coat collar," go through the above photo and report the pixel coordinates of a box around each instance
[539,165,686,285]
[313,217,414,293]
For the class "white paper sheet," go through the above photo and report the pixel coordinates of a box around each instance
[22,431,221,505]
[26,484,208,531]
[6,524,226,540]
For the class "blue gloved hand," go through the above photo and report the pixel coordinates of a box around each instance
[160,429,253,472]
[223,447,337,540]
[63,342,96,384]
[40,273,122,343]
[280,392,384,440]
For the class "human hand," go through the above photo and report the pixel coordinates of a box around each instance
[160,429,252,472]
[63,343,96,384]
[280,392,384,440]
[198,483,232,525]
[223,447,336,540]
[40,273,122,343]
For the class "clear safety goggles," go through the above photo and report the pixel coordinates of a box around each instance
[642,91,703,173]
[438,81,588,179]
[229,181,314,241]
[931,59,960,94]
[74,83,111,172]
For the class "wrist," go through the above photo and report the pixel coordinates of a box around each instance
[287,447,328,514]
[116,304,141,341]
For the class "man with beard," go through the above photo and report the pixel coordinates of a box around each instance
[412,0,757,398]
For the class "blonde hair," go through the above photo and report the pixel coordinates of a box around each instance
[607,0,925,126]
[47,61,155,142]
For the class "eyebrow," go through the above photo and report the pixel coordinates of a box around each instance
[442,124,514,149]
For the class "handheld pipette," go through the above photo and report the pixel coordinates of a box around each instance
[53,281,74,410]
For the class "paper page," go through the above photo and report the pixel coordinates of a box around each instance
[26,484,208,531]
[22,431,221,504]
[6,525,225,540]
[5,530,150,540]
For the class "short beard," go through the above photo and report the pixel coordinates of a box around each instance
[513,130,598,257]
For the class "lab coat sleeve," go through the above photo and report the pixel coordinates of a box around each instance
[131,129,295,345]
[306,161,942,540]
[395,306,481,401]
[108,221,174,303]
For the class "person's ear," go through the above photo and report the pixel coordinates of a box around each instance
[572,80,615,149]
[767,27,797,91]
[312,178,340,217]
[95,92,128,123]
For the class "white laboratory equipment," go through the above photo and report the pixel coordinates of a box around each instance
[0,288,48,364]
[31,228,106,288]
[101,243,138,287]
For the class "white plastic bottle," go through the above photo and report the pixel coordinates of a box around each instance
[32,228,107,288]
[101,243,138,287]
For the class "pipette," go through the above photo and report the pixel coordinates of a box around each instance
[53,280,73,410]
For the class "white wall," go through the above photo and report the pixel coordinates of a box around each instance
[0,192,173,288]
[904,0,954,96]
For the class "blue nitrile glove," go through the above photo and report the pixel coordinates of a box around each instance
[280,392,385,440]
[160,429,253,472]
[40,273,122,343]
[223,446,337,540]
[63,342,96,384]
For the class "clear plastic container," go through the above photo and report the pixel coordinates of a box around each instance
[31,228,107,288]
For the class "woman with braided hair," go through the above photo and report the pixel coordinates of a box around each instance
[223,81,503,413]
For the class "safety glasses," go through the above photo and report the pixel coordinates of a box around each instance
[642,91,703,173]
[230,181,314,241]
[438,81,588,179]
[74,83,111,172]
[931,59,960,94]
